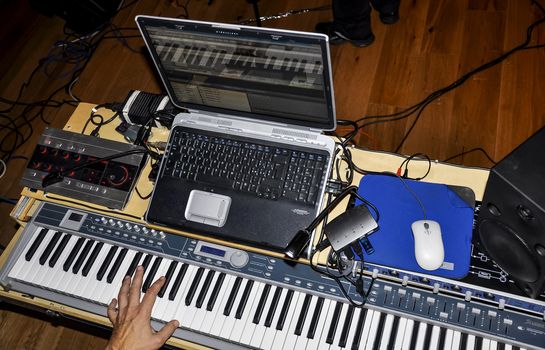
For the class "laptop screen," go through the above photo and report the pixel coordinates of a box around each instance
[136,16,336,130]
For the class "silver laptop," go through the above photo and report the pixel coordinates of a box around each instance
[136,16,336,252]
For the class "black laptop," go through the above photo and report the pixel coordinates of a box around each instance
[136,16,337,252]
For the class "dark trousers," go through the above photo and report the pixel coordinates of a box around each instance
[333,0,400,36]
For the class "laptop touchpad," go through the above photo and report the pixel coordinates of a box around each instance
[185,190,231,227]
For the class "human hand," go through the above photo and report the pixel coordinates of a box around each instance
[105,266,180,350]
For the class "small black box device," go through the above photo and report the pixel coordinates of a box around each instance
[324,205,378,252]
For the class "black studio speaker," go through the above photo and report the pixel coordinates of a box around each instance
[476,126,545,298]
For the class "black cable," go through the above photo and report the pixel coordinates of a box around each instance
[443,147,497,165]
[354,1,545,151]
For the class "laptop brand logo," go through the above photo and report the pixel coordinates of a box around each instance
[291,208,310,216]
[216,30,239,36]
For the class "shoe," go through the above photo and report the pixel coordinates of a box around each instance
[370,0,400,25]
[315,21,375,48]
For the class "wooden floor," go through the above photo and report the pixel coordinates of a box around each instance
[0,0,544,348]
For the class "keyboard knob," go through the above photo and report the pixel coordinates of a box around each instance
[142,227,149,235]
[117,221,124,228]
[229,251,249,269]
[133,226,140,233]
[108,219,115,226]
[100,217,108,224]
[125,223,133,230]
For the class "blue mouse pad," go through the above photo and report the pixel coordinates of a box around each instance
[355,174,475,279]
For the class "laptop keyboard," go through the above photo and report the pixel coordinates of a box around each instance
[162,127,328,206]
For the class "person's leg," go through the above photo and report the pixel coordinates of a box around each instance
[370,0,400,24]
[316,0,374,47]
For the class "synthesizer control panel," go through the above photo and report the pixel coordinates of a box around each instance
[1,202,544,349]
[20,128,146,209]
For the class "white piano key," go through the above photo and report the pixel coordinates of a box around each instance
[444,328,454,350]
[504,345,512,350]
[173,265,200,326]
[415,322,428,350]
[8,227,46,279]
[200,273,234,334]
[180,266,213,326]
[17,230,54,282]
[342,306,362,350]
[305,298,332,350]
[26,231,59,288]
[466,334,476,349]
[451,331,461,350]
[482,338,491,350]
[280,292,306,350]
[273,291,302,349]
[219,278,249,339]
[198,49,212,66]
[317,299,340,350]
[261,288,288,350]
[250,285,284,349]
[490,340,498,350]
[399,318,413,350]
[63,239,95,295]
[429,325,440,350]
[98,246,124,304]
[39,234,77,290]
[229,281,264,342]
[107,249,137,296]
[363,310,382,350]
[79,243,111,300]
[209,274,236,337]
[356,308,376,350]
[330,302,350,350]
[379,314,395,350]
[149,258,172,320]
[161,263,193,322]
[188,269,220,331]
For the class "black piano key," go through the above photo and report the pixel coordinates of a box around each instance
[498,343,506,350]
[253,284,271,324]
[49,234,71,268]
[63,237,85,272]
[206,272,225,311]
[438,327,447,350]
[106,248,128,283]
[459,332,468,350]
[185,267,205,306]
[158,260,178,298]
[82,242,103,277]
[264,287,283,327]
[351,307,368,350]
[513,346,520,350]
[475,336,483,350]
[307,297,325,339]
[409,321,420,350]
[234,279,254,319]
[295,294,313,336]
[326,301,343,343]
[195,270,215,308]
[223,276,242,316]
[96,245,118,281]
[339,305,355,347]
[372,312,387,350]
[25,228,48,261]
[141,254,153,271]
[276,289,294,330]
[423,324,433,350]
[125,251,143,278]
[387,315,400,349]
[72,239,94,274]
[38,231,62,265]
[168,263,188,301]
[142,256,162,292]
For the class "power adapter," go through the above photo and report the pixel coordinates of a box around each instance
[120,90,181,128]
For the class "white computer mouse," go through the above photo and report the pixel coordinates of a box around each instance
[411,220,445,271]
